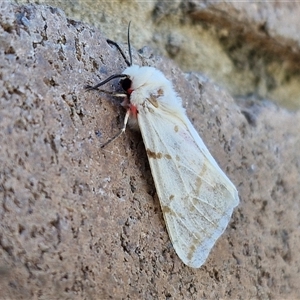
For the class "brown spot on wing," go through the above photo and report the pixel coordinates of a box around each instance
[146,149,163,159]
[169,195,175,201]
[146,149,172,160]
[190,197,198,212]
[195,163,208,192]
[161,205,184,219]
[174,125,179,132]
[148,88,164,108]
[161,205,176,216]
[148,94,159,108]
[187,244,196,261]
[157,88,164,96]
[187,234,202,261]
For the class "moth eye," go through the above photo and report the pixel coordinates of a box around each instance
[120,77,132,91]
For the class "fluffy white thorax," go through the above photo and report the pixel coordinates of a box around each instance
[122,65,184,115]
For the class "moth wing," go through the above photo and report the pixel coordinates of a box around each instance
[137,100,239,268]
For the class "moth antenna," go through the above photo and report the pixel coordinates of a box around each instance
[107,39,131,67]
[84,74,128,91]
[106,21,132,67]
[127,21,132,66]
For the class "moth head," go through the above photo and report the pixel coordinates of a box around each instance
[120,76,132,93]
[121,65,169,92]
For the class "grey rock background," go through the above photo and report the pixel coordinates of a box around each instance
[14,0,300,109]
[0,1,299,299]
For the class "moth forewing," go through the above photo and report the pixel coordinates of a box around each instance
[136,94,239,268]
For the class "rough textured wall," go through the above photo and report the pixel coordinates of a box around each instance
[1,2,300,300]
[14,0,300,108]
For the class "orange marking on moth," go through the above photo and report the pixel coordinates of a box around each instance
[129,103,138,118]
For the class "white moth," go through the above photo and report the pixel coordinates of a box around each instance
[86,24,239,268]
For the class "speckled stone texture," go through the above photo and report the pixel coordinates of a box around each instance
[13,0,300,108]
[0,3,299,300]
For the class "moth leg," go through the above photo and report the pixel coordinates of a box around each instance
[101,108,130,148]
[96,89,127,98]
